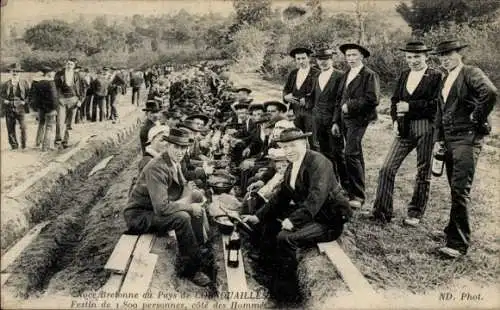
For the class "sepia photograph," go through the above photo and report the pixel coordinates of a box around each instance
[0,0,498,309]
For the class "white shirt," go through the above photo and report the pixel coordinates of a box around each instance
[442,63,464,102]
[64,70,74,87]
[346,64,364,88]
[295,67,310,90]
[318,67,333,91]
[406,66,428,95]
[289,152,306,189]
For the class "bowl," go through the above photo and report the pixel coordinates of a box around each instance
[210,182,234,194]
[213,215,234,235]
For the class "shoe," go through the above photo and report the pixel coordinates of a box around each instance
[403,217,420,227]
[349,200,363,209]
[438,247,463,259]
[188,271,212,287]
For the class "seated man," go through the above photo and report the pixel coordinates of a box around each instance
[138,125,170,172]
[139,100,162,155]
[242,128,352,303]
[124,128,213,287]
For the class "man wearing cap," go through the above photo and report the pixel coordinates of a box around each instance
[311,47,347,183]
[1,63,31,150]
[242,128,352,303]
[140,100,162,155]
[334,43,380,208]
[89,69,110,122]
[363,42,442,226]
[432,40,497,258]
[283,47,319,146]
[125,127,213,287]
[54,57,83,148]
[30,65,58,151]
[138,125,170,172]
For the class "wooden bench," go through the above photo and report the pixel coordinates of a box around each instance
[101,234,158,294]
[317,241,377,297]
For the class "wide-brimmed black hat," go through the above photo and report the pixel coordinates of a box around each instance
[399,41,432,53]
[339,43,371,58]
[432,40,468,55]
[233,102,250,110]
[274,127,312,143]
[289,47,313,57]
[264,101,288,113]
[314,48,336,59]
[235,87,252,94]
[177,119,209,132]
[9,63,24,72]
[185,113,210,125]
[249,103,265,112]
[164,127,193,146]
[142,100,161,112]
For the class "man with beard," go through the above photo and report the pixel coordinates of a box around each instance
[365,42,442,225]
[242,128,352,305]
[125,128,213,287]
[0,63,31,150]
[283,47,319,148]
[54,57,83,148]
[432,40,497,258]
[333,43,380,209]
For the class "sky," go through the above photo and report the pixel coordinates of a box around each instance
[2,0,403,23]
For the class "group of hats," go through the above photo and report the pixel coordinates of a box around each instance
[289,39,468,59]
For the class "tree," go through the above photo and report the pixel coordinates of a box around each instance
[233,0,272,25]
[397,0,500,33]
[24,20,77,52]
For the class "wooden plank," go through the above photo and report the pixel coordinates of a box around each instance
[1,221,50,272]
[317,241,376,296]
[133,234,155,257]
[221,235,248,292]
[120,253,158,294]
[104,234,139,274]
[99,274,124,293]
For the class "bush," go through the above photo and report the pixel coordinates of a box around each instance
[227,25,269,73]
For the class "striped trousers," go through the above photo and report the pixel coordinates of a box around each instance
[372,119,434,220]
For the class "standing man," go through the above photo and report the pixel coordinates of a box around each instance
[333,43,380,209]
[31,65,58,151]
[89,69,110,122]
[54,57,83,148]
[366,42,442,225]
[282,46,319,149]
[75,68,92,123]
[108,68,127,123]
[130,69,144,106]
[311,47,348,189]
[0,63,31,150]
[433,40,497,258]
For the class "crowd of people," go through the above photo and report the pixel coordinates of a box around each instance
[2,38,496,305]
[123,39,497,304]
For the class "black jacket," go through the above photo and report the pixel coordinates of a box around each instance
[256,150,352,230]
[283,67,320,111]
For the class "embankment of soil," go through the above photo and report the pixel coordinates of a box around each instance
[3,137,141,299]
[1,117,141,254]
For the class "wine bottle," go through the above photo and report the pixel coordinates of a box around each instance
[432,145,446,177]
[227,230,241,268]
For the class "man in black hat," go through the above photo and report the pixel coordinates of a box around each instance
[283,47,319,145]
[333,43,380,209]
[242,127,352,304]
[248,103,265,124]
[54,57,83,148]
[264,100,288,120]
[1,63,31,150]
[432,40,497,258]
[140,100,162,155]
[311,47,348,189]
[365,42,442,226]
[125,127,213,287]
[31,65,58,151]
[75,68,92,124]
